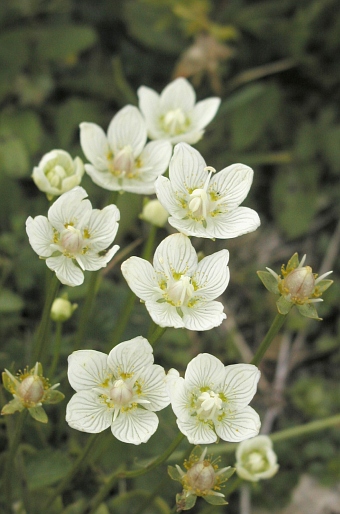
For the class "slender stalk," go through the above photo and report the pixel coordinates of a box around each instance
[48,321,63,378]
[43,432,102,509]
[141,224,157,260]
[84,432,185,514]
[251,313,287,366]
[149,325,167,346]
[73,270,102,351]
[3,410,28,513]
[33,272,59,363]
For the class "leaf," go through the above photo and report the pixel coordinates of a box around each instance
[0,288,24,312]
[34,25,97,61]
[276,296,292,315]
[0,110,43,155]
[0,137,30,178]
[257,271,279,294]
[25,449,72,491]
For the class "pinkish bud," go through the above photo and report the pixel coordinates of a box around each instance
[17,375,45,406]
[283,266,315,301]
[186,460,216,492]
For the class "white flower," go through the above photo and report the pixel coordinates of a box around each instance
[155,142,261,239]
[80,105,172,194]
[138,77,220,144]
[26,187,120,287]
[167,355,261,444]
[235,435,279,482]
[65,337,170,445]
[32,149,84,199]
[121,233,229,331]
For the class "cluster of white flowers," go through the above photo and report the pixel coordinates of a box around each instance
[24,77,264,449]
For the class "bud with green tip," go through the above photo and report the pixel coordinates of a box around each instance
[51,295,78,322]
[1,362,64,423]
[257,253,333,320]
[168,445,235,510]
[140,198,169,227]
[235,435,279,482]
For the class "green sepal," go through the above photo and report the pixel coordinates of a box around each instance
[168,465,183,483]
[44,390,65,404]
[176,307,183,317]
[204,494,228,506]
[286,253,299,271]
[156,298,166,303]
[1,398,24,415]
[35,362,44,376]
[189,445,203,461]
[257,271,279,294]
[314,279,333,294]
[29,406,48,423]
[217,466,236,482]
[296,303,321,320]
[2,372,17,393]
[176,491,197,511]
[276,296,292,314]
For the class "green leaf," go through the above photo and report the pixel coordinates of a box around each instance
[168,465,183,482]
[296,303,321,320]
[257,271,279,294]
[0,110,43,155]
[276,296,292,315]
[0,288,24,312]
[28,406,48,423]
[43,390,65,404]
[34,25,97,61]
[0,137,30,178]
[25,449,72,491]
[204,494,228,505]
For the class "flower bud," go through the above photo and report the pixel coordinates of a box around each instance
[17,375,45,406]
[32,149,84,199]
[51,297,77,322]
[235,435,279,482]
[186,460,216,492]
[140,199,168,227]
[283,266,315,301]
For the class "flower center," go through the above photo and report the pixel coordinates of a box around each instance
[167,275,194,306]
[60,226,84,255]
[245,451,267,473]
[188,166,216,220]
[162,108,187,136]
[109,379,134,406]
[46,165,67,188]
[197,390,222,419]
[110,145,135,177]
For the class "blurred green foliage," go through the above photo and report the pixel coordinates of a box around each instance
[0,0,339,513]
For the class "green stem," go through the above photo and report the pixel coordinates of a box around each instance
[33,272,59,363]
[73,271,102,351]
[141,224,157,260]
[148,325,167,346]
[84,432,185,514]
[251,313,287,366]
[3,410,28,512]
[48,321,62,378]
[43,432,102,510]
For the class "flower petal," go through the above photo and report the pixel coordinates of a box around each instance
[111,408,159,444]
[191,97,221,131]
[138,364,170,411]
[138,140,172,180]
[26,215,54,257]
[206,207,261,239]
[76,245,119,272]
[211,163,254,210]
[182,300,226,331]
[169,142,207,195]
[107,105,147,157]
[107,336,154,377]
[155,176,186,218]
[86,204,120,251]
[153,233,197,277]
[145,300,184,328]
[66,390,112,433]
[121,257,160,302]
[67,349,109,392]
[48,186,92,232]
[192,249,230,300]
[215,405,261,442]
[79,122,110,171]
[46,255,84,286]
[160,78,196,113]
[222,364,260,410]
[138,85,162,139]
[85,164,121,191]
[184,353,226,389]
[177,417,217,444]
[168,377,192,422]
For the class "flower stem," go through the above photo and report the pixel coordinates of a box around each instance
[33,271,59,363]
[83,432,185,514]
[2,410,28,513]
[48,321,63,378]
[251,313,287,366]
[73,270,102,351]
[141,224,157,260]
[148,325,167,346]
[43,432,102,510]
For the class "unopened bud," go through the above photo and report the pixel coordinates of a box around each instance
[140,199,169,227]
[186,460,216,492]
[283,266,315,301]
[51,297,77,322]
[17,375,45,406]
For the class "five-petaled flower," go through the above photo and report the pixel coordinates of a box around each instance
[66,337,170,445]
[235,435,279,482]
[26,186,120,287]
[1,362,64,423]
[155,143,260,239]
[138,77,220,144]
[166,354,261,444]
[80,105,172,194]
[121,233,230,331]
